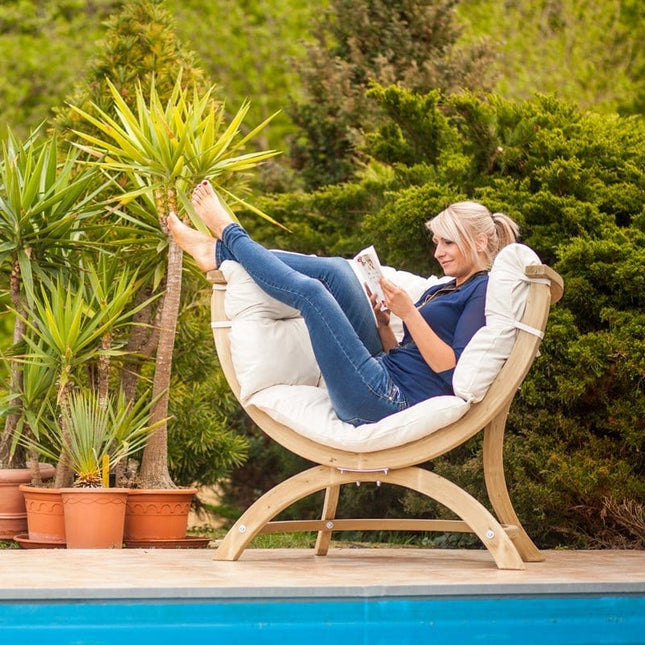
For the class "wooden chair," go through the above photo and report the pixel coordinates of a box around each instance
[206,255,563,570]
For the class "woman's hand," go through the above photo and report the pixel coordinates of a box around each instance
[380,277,457,372]
[366,283,398,352]
[380,277,415,320]
[366,285,390,328]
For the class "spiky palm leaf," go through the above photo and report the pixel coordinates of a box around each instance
[0,128,107,301]
[16,265,149,404]
[0,127,107,467]
[70,75,281,227]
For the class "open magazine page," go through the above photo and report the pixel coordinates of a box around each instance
[353,245,387,310]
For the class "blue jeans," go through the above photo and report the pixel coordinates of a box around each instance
[217,224,408,425]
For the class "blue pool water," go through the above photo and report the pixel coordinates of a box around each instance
[0,594,643,643]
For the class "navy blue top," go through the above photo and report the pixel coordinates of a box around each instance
[382,273,488,406]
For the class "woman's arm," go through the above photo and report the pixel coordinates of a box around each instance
[380,278,456,372]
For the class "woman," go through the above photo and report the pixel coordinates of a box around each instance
[168,181,519,426]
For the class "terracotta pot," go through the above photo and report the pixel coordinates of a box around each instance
[19,484,66,544]
[124,488,197,541]
[0,464,56,539]
[61,487,129,549]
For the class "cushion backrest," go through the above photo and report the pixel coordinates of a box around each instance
[452,243,542,403]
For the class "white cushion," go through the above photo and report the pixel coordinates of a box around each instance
[452,243,542,403]
[250,386,469,452]
[222,260,300,321]
[221,261,321,403]
[220,243,541,450]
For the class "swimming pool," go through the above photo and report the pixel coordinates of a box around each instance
[1,547,643,643]
[1,594,642,643]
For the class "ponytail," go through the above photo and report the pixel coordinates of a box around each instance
[491,212,520,255]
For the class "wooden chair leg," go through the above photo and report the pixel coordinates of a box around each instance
[315,485,341,556]
[215,465,340,561]
[483,411,544,562]
[388,466,525,570]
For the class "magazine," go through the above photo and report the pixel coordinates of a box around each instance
[353,245,387,310]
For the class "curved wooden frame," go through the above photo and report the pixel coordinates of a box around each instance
[207,265,563,570]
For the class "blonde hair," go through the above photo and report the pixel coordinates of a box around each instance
[426,201,519,268]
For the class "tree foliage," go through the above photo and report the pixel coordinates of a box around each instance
[165,0,312,176]
[53,0,206,135]
[371,91,645,548]
[288,0,497,189]
[457,0,645,116]
[0,0,120,139]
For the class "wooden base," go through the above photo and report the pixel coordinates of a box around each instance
[215,465,533,570]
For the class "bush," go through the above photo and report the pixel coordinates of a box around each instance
[226,88,645,548]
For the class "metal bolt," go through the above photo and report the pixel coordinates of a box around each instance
[326,521,334,530]
[239,524,247,534]
[486,529,495,539]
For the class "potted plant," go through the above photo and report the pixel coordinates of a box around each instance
[13,253,154,546]
[68,73,278,542]
[26,388,161,548]
[7,361,61,546]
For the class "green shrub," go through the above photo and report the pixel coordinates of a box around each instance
[228,88,645,548]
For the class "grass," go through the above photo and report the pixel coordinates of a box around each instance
[2,528,477,551]
[0,540,20,549]
[189,527,329,549]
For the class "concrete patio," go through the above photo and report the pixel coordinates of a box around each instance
[0,546,643,601]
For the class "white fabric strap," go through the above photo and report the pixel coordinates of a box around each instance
[524,276,551,286]
[514,320,544,338]
[492,315,545,339]
[338,467,390,475]
[211,321,232,329]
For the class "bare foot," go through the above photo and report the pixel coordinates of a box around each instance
[191,180,233,238]
[168,212,217,272]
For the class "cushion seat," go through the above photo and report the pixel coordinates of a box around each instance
[250,386,469,452]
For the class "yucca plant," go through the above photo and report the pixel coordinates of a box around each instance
[0,346,56,471]
[25,389,162,488]
[16,263,151,487]
[0,127,106,473]
[68,73,279,489]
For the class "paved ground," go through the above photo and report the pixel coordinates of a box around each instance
[0,547,643,600]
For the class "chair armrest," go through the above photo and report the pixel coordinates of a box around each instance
[207,269,226,285]
[525,264,564,304]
